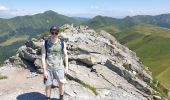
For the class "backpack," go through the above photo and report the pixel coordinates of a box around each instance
[44,38,64,59]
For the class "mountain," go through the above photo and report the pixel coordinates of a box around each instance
[1,11,170,93]
[72,17,90,22]
[84,14,170,36]
[84,16,121,33]
[113,23,170,90]
[85,14,170,90]
[85,14,170,30]
[131,14,170,28]
[0,10,82,64]
[0,24,168,99]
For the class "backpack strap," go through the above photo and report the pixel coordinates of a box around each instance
[60,38,64,54]
[44,39,48,59]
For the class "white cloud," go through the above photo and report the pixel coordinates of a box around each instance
[0,5,9,11]
[0,5,33,18]
[90,5,103,12]
[9,9,28,16]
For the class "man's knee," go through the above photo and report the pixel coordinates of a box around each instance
[59,82,64,87]
[46,85,51,89]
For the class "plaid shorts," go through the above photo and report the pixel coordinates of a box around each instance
[44,68,66,86]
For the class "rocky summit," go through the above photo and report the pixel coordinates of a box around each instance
[0,24,164,100]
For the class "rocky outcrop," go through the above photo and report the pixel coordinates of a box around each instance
[3,24,166,99]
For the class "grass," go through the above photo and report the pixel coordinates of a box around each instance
[81,81,97,95]
[156,67,170,89]
[113,24,170,91]
[0,73,7,80]
[149,78,169,98]
[95,25,120,34]
[0,35,29,47]
[65,74,98,95]
[0,32,9,38]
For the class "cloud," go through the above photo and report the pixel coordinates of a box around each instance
[90,5,103,12]
[0,5,32,18]
[9,9,27,16]
[0,5,9,11]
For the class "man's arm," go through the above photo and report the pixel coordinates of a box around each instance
[41,41,48,78]
[63,42,68,73]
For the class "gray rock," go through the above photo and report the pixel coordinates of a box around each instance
[18,46,36,62]
[68,63,113,89]
[65,81,96,99]
[25,40,41,49]
[34,58,42,68]
[77,54,97,66]
[153,95,162,100]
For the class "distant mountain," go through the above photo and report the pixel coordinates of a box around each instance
[85,14,170,31]
[0,10,82,39]
[0,10,82,64]
[72,17,90,22]
[84,16,123,35]
[85,15,120,28]
[131,14,170,28]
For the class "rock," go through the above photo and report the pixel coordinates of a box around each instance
[18,46,36,62]
[67,63,112,89]
[77,54,97,66]
[25,40,41,49]
[37,68,43,74]
[104,60,152,95]
[34,58,42,68]
[153,95,162,100]
[65,81,96,99]
[99,30,117,45]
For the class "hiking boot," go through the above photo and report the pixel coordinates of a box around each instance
[46,96,50,100]
[59,95,63,100]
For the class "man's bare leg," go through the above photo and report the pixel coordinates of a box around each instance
[45,85,51,100]
[59,82,64,99]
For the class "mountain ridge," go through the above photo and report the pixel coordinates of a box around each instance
[1,24,168,99]
[0,10,170,93]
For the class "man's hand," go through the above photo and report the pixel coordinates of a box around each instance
[43,70,48,79]
[64,67,68,74]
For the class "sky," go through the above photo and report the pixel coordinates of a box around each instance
[0,0,170,18]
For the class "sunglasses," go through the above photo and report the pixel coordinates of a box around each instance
[51,31,59,35]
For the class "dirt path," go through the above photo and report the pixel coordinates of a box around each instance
[0,65,61,100]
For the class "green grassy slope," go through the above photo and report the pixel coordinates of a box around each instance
[0,10,82,64]
[114,24,170,89]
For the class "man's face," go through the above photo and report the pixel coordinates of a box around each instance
[51,29,59,38]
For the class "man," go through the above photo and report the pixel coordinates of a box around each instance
[41,25,68,100]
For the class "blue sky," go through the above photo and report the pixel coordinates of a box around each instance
[0,0,170,18]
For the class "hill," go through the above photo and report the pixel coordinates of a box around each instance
[114,24,170,89]
[85,14,170,31]
[0,10,82,64]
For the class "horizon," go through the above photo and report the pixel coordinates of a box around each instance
[1,10,170,20]
[0,0,170,18]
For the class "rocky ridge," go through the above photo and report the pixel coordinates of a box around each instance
[0,24,165,100]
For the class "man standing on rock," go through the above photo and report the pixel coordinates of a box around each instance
[41,25,68,100]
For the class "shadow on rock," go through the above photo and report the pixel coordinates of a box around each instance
[50,98,58,100]
[17,92,46,100]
